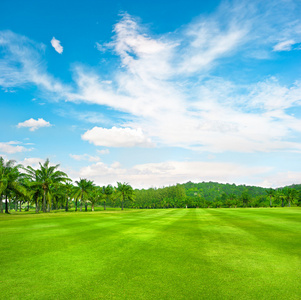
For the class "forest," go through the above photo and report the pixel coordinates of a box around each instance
[1,156,300,213]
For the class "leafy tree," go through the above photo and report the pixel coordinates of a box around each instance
[266,188,275,207]
[74,179,94,212]
[23,159,70,213]
[102,184,114,210]
[116,182,134,210]
[241,190,251,208]
[0,158,24,214]
[90,186,103,211]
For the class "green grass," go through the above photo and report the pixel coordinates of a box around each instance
[0,208,300,299]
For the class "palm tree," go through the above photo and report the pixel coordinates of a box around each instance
[102,184,114,210]
[74,179,94,212]
[283,187,298,207]
[275,189,286,207]
[90,186,103,211]
[116,182,135,210]
[63,183,74,212]
[266,188,275,207]
[23,159,70,213]
[0,157,24,214]
[22,166,43,213]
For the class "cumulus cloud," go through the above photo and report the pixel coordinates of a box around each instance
[51,37,63,54]
[81,126,155,148]
[0,141,29,154]
[17,118,52,131]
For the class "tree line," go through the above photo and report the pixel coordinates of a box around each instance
[0,157,134,213]
[1,157,300,213]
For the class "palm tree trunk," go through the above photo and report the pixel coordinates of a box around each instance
[65,198,68,212]
[104,201,106,210]
[121,194,124,210]
[35,198,39,213]
[0,194,3,213]
[15,200,17,211]
[19,201,22,212]
[5,194,9,214]
[27,200,30,211]
[43,190,46,213]
[85,202,88,211]
[269,196,272,207]
[92,203,94,211]
[75,199,78,211]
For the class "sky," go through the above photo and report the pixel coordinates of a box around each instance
[0,0,301,189]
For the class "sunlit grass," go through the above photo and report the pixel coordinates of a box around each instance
[0,208,300,299]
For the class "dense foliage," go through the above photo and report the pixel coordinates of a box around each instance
[1,156,300,213]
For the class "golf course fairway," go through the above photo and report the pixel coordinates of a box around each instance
[0,208,300,299]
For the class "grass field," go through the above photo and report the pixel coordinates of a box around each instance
[0,208,300,299]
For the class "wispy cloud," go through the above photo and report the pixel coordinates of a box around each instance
[0,141,30,154]
[273,39,296,51]
[0,30,69,93]
[78,160,271,189]
[51,37,63,54]
[17,118,52,131]
[69,154,100,162]
[1,1,301,155]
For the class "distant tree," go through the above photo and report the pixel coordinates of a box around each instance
[89,186,103,212]
[241,190,251,208]
[74,179,94,212]
[102,184,114,210]
[0,158,24,214]
[283,187,298,207]
[116,182,135,210]
[266,189,275,207]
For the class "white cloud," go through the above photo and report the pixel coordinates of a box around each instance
[0,142,29,154]
[1,3,301,156]
[69,154,100,162]
[82,126,155,148]
[21,157,44,169]
[97,149,110,155]
[273,40,296,51]
[260,171,301,188]
[62,11,300,154]
[0,31,70,94]
[51,37,63,54]
[17,118,52,131]
[79,160,271,189]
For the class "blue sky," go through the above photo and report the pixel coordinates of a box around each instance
[1,0,301,188]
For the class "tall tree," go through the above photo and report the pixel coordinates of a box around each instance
[116,182,135,210]
[23,159,70,213]
[102,184,114,210]
[74,179,94,212]
[90,186,103,211]
[266,188,275,207]
[0,157,24,214]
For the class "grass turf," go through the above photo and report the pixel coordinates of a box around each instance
[0,208,300,299]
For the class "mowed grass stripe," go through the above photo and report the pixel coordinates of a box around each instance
[196,208,301,300]
[0,208,300,299]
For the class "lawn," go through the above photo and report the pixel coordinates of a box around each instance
[0,208,300,299]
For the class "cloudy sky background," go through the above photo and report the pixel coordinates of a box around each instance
[1,0,301,188]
